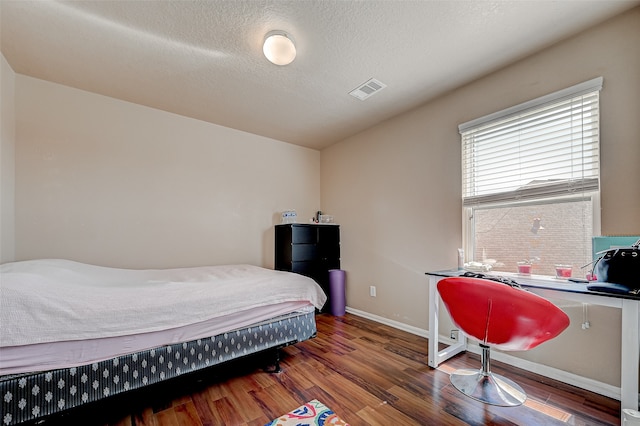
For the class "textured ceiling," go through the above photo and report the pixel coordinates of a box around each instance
[1,0,638,150]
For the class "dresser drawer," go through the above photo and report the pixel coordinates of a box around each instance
[290,261,321,277]
[291,226,317,244]
[291,244,318,261]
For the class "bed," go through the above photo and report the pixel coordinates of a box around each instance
[0,259,326,425]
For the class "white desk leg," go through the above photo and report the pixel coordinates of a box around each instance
[428,275,467,368]
[428,275,439,368]
[621,298,640,412]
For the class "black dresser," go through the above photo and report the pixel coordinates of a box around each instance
[275,223,340,311]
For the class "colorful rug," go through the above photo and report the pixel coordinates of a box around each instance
[265,399,350,426]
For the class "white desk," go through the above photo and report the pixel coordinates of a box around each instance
[427,270,640,416]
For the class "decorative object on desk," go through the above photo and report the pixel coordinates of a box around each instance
[517,261,532,274]
[461,271,522,289]
[555,264,572,278]
[265,399,349,426]
[463,261,492,273]
[588,239,640,296]
[437,276,570,407]
[457,248,465,269]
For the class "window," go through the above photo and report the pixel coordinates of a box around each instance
[460,78,602,278]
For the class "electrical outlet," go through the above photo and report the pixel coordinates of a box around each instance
[369,286,376,297]
[450,330,458,341]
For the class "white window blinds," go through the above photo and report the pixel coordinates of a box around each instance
[459,77,602,206]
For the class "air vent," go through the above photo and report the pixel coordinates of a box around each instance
[349,78,387,100]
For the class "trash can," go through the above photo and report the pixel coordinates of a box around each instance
[328,269,346,316]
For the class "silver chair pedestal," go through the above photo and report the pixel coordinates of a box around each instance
[449,344,526,407]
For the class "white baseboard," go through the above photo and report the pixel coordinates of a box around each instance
[345,306,621,401]
[345,307,429,338]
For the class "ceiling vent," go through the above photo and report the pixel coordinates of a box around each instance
[349,78,387,100]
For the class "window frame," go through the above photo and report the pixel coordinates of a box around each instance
[460,78,603,275]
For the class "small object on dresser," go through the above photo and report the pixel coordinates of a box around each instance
[319,214,334,223]
[281,210,297,224]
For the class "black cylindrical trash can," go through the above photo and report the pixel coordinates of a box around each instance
[328,269,346,316]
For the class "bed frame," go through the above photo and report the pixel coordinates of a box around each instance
[0,310,317,425]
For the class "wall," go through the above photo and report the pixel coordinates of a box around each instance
[14,75,320,269]
[0,54,16,263]
[321,8,640,389]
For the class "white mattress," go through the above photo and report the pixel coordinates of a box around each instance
[0,259,326,375]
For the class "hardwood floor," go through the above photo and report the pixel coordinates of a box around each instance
[33,313,620,425]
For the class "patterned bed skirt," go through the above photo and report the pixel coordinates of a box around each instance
[1,311,317,425]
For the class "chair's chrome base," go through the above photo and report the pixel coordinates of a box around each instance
[450,369,526,407]
[449,344,526,407]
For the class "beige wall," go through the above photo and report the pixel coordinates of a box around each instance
[1,54,16,263]
[321,8,640,387]
[13,75,320,269]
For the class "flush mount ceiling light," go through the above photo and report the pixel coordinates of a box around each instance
[263,30,296,66]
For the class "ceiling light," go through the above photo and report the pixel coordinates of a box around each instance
[263,31,296,66]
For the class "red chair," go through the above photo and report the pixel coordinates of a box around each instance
[437,276,570,406]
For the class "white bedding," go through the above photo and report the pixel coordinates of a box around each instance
[0,259,326,350]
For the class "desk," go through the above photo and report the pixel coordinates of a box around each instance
[426,270,639,415]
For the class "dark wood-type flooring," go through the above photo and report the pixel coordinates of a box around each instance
[30,313,620,425]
